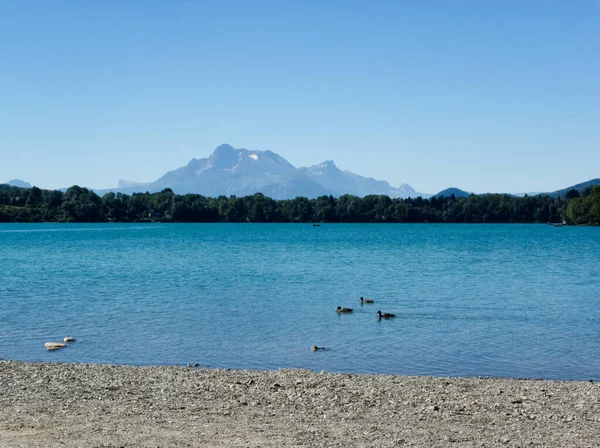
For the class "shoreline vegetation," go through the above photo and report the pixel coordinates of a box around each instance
[1,183,599,225]
[1,360,598,447]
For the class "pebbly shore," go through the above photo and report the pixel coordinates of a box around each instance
[0,360,598,447]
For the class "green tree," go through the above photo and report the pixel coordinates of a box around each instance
[26,186,43,206]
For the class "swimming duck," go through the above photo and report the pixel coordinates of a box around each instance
[377,310,396,319]
[360,297,374,304]
[311,345,326,351]
[336,306,354,313]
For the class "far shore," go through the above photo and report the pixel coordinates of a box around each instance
[1,360,598,447]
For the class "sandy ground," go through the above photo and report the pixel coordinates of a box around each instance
[0,360,599,447]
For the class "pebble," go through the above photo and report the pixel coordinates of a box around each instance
[0,360,597,447]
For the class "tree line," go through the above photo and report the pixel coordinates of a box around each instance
[0,183,598,225]
[566,185,600,225]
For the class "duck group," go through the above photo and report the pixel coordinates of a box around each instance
[336,297,397,319]
[313,297,398,350]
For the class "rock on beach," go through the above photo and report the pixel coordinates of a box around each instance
[44,342,66,351]
[0,360,598,447]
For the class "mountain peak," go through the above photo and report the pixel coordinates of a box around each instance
[7,179,32,188]
[315,160,338,170]
[210,143,240,169]
[214,143,235,152]
[398,183,417,195]
[435,187,472,198]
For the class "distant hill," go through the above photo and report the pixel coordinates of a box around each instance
[117,179,149,189]
[95,144,425,200]
[547,178,600,198]
[435,187,472,198]
[6,179,31,188]
[513,192,542,198]
[479,192,519,198]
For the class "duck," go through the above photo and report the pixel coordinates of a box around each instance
[360,297,374,304]
[336,306,354,313]
[311,345,326,351]
[377,310,396,319]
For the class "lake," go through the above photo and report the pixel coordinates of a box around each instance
[1,223,599,380]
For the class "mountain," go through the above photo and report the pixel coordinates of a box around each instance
[6,179,32,188]
[547,178,600,198]
[117,179,149,189]
[143,144,334,199]
[299,161,427,198]
[96,144,424,200]
[513,192,542,198]
[435,187,472,198]
[259,176,336,199]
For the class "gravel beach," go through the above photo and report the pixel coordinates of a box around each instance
[1,360,598,447]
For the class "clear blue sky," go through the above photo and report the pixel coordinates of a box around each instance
[1,0,598,194]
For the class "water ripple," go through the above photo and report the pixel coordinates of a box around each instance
[0,223,599,380]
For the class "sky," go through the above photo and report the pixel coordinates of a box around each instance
[1,0,598,195]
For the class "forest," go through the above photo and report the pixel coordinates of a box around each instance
[0,183,598,225]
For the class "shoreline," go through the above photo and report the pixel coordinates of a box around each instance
[1,357,597,383]
[0,221,584,225]
[1,360,598,447]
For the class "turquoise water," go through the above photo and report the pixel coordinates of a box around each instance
[1,223,599,380]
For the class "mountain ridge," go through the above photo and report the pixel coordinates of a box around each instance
[546,178,600,198]
[95,144,428,199]
[5,145,597,200]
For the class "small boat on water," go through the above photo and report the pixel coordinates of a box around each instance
[313,223,321,227]
[549,221,566,227]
